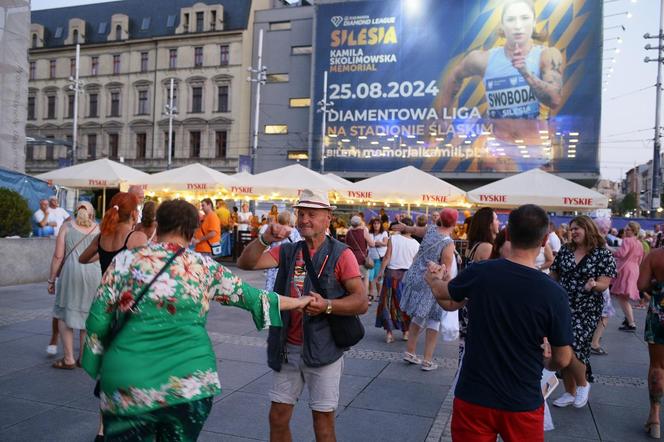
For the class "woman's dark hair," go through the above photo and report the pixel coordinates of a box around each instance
[368,217,384,234]
[569,215,606,251]
[141,201,157,228]
[490,228,508,259]
[468,207,495,248]
[156,199,199,240]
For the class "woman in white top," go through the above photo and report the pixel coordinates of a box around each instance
[237,202,252,232]
[375,218,421,343]
[534,243,554,273]
[367,218,389,302]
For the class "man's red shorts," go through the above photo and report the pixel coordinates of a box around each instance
[451,397,544,442]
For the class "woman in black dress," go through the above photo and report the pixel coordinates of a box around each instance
[550,215,616,409]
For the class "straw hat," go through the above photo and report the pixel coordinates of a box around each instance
[293,189,336,210]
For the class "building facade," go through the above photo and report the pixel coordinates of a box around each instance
[27,0,270,174]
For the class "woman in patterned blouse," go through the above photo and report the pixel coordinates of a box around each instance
[82,200,310,441]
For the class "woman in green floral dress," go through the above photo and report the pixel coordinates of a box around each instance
[82,200,310,441]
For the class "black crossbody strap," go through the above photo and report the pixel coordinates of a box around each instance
[300,239,333,298]
[108,247,185,342]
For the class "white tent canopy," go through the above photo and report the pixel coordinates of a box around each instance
[231,164,340,199]
[467,168,609,210]
[324,173,353,188]
[141,163,237,192]
[35,158,149,188]
[340,166,467,206]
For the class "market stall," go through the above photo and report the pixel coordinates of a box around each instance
[141,163,237,198]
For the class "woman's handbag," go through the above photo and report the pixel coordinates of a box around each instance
[93,247,185,398]
[301,241,365,348]
[346,230,374,269]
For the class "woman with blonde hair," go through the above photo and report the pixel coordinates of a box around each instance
[47,201,101,369]
[612,221,645,331]
[550,216,616,409]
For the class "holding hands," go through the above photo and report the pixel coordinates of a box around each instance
[424,260,448,287]
[304,292,328,316]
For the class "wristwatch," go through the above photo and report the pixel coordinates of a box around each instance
[325,300,333,315]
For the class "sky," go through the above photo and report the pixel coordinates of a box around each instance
[31,0,662,182]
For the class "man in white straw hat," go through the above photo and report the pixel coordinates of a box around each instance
[238,189,368,442]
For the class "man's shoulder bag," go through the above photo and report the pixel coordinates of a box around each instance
[300,240,365,348]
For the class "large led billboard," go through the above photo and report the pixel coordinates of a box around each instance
[313,0,602,175]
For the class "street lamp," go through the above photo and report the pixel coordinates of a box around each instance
[163,78,177,170]
[316,70,335,174]
[68,43,84,166]
[247,28,266,174]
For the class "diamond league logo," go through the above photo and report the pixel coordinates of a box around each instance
[331,16,343,27]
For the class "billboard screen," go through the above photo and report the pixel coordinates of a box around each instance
[313,0,602,175]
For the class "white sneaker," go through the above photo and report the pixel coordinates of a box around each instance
[403,352,422,365]
[421,360,439,371]
[552,392,575,408]
[46,345,57,356]
[573,384,591,408]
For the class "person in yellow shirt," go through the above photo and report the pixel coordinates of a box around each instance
[215,199,232,256]
[193,198,221,255]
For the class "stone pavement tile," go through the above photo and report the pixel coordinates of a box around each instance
[0,364,95,405]
[342,357,389,377]
[349,378,446,418]
[0,327,35,344]
[203,391,315,441]
[547,402,600,440]
[198,431,265,441]
[0,395,55,429]
[589,359,648,378]
[215,342,267,365]
[377,361,456,386]
[64,393,103,413]
[544,435,600,441]
[0,319,53,335]
[0,406,98,442]
[238,371,272,396]
[589,384,648,409]
[0,334,56,377]
[335,407,432,442]
[218,359,272,391]
[591,403,654,442]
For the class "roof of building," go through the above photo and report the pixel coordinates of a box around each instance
[31,0,253,48]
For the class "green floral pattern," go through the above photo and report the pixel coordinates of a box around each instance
[82,242,282,416]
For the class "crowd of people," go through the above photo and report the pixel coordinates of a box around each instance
[40,185,664,441]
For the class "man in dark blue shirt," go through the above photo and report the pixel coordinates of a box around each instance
[425,204,573,441]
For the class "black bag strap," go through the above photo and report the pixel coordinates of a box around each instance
[300,239,333,299]
[107,247,185,343]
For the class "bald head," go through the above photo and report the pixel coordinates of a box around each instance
[128,185,145,202]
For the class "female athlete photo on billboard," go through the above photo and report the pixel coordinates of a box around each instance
[434,0,566,170]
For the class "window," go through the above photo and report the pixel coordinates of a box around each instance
[26,144,33,161]
[190,131,201,158]
[29,61,36,80]
[32,34,38,48]
[141,17,151,31]
[183,13,190,31]
[47,95,56,119]
[89,93,98,117]
[136,133,147,159]
[54,27,63,38]
[289,98,311,108]
[211,11,217,30]
[137,90,149,115]
[194,47,203,67]
[45,136,55,160]
[70,58,76,77]
[217,85,229,112]
[269,21,291,31]
[219,45,229,66]
[88,134,97,159]
[287,150,309,161]
[164,130,175,159]
[264,124,288,135]
[27,96,36,120]
[166,15,176,28]
[196,11,204,32]
[192,86,203,112]
[113,55,120,74]
[140,52,148,72]
[165,84,178,108]
[67,94,75,118]
[110,91,120,117]
[49,60,56,78]
[115,24,122,41]
[215,131,227,158]
[291,46,312,55]
[267,73,289,83]
[98,22,107,35]
[109,133,119,159]
[169,49,177,69]
[72,29,79,44]
[91,56,98,76]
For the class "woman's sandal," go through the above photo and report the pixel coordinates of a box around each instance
[52,358,76,370]
[645,422,661,439]
[590,346,608,356]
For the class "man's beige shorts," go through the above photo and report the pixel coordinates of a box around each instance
[269,344,344,412]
